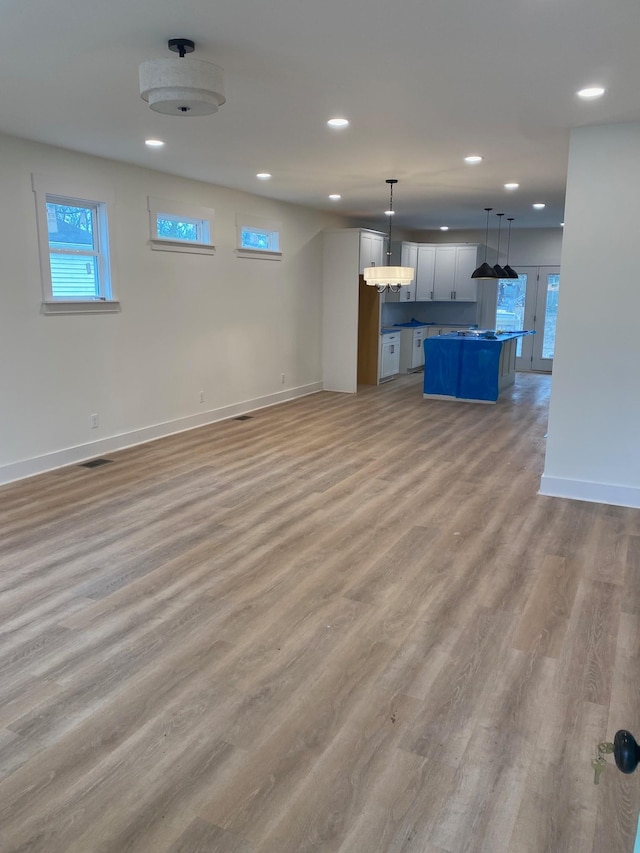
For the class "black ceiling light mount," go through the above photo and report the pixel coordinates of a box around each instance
[168,38,196,58]
[503,217,519,279]
[492,213,508,278]
[471,207,499,279]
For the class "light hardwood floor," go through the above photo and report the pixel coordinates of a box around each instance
[1,372,639,852]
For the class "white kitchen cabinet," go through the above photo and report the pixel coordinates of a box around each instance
[322,228,387,392]
[415,245,436,301]
[399,326,426,372]
[452,245,479,301]
[385,242,418,302]
[379,332,400,381]
[359,231,385,274]
[433,246,457,300]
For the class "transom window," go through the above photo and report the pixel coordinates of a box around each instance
[148,197,215,254]
[236,214,282,260]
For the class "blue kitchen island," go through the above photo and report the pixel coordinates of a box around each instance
[423,331,534,403]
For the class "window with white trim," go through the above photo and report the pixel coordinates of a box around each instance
[148,197,215,254]
[32,173,119,314]
[236,214,282,260]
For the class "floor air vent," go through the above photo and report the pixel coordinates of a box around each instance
[234,415,253,421]
[79,458,114,468]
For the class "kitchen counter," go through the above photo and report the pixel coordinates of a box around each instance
[423,331,534,403]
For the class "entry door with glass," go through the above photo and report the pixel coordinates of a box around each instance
[496,266,559,372]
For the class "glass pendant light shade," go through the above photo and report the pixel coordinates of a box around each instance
[472,207,499,279]
[504,218,519,279]
[363,179,415,291]
[492,213,508,278]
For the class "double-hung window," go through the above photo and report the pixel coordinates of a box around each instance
[32,174,119,314]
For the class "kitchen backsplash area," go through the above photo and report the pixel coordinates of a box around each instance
[381,300,479,329]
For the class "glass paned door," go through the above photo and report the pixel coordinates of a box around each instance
[496,266,559,372]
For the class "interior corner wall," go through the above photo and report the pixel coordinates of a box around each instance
[0,132,346,484]
[540,122,640,508]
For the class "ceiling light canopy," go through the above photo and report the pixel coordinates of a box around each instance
[139,39,225,116]
[363,179,415,293]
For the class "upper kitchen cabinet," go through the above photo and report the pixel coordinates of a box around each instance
[322,228,386,393]
[419,244,479,302]
[452,245,479,301]
[415,245,436,301]
[359,230,386,274]
[385,241,418,302]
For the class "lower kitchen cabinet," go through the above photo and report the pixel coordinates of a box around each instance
[399,326,426,372]
[379,332,400,381]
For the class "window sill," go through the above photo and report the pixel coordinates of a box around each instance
[42,300,121,315]
[150,238,215,255]
[235,248,282,261]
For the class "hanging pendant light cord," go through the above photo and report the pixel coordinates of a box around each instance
[387,179,396,266]
[483,207,493,262]
[495,213,504,264]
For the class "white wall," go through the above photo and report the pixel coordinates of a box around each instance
[0,132,345,483]
[541,122,640,508]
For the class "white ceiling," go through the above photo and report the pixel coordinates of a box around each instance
[3,0,639,231]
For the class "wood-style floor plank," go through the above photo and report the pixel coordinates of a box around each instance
[0,372,639,852]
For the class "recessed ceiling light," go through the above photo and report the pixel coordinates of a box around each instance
[464,155,483,164]
[577,86,605,100]
[533,203,546,209]
[145,139,165,147]
[256,172,272,180]
[440,226,449,231]
[384,210,395,216]
[504,182,519,190]
[328,194,342,201]
[327,117,349,128]
[560,222,565,227]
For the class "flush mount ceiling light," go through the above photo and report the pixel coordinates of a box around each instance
[139,38,225,116]
[363,179,415,293]
[471,208,498,279]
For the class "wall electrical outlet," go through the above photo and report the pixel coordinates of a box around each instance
[199,391,205,403]
[90,413,99,429]
[281,373,286,384]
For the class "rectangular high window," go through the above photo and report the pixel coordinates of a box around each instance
[236,214,282,260]
[148,197,215,254]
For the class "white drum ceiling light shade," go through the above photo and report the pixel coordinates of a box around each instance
[362,266,415,287]
[139,39,225,116]
[363,179,415,293]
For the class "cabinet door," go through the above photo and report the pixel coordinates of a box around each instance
[386,241,416,301]
[416,246,436,301]
[453,246,479,301]
[412,329,425,368]
[433,247,457,300]
[359,232,385,274]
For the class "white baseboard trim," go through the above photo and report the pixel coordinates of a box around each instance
[539,474,640,509]
[0,382,323,487]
